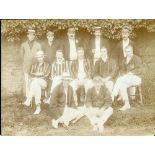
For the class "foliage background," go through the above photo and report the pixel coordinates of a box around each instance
[1,19,155,41]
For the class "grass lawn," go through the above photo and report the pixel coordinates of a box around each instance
[1,96,155,136]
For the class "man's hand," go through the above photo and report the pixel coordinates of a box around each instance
[35,72,44,76]
[127,72,133,75]
[102,76,111,82]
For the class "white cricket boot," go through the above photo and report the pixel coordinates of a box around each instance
[119,101,131,111]
[51,119,58,129]
[33,105,41,114]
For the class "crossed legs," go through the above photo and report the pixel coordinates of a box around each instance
[112,74,141,111]
[85,107,113,132]
[23,78,47,114]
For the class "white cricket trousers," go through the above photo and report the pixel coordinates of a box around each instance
[86,107,113,127]
[27,78,47,105]
[113,74,141,102]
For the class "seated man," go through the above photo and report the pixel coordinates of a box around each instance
[112,45,143,111]
[49,72,82,129]
[70,47,93,114]
[94,46,118,94]
[85,76,113,133]
[44,49,70,103]
[23,50,51,114]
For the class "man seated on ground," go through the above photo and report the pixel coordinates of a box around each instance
[94,46,118,94]
[112,45,143,111]
[23,50,51,114]
[44,49,70,103]
[85,76,113,133]
[50,72,83,129]
[70,47,93,117]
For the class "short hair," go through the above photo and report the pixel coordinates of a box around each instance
[46,31,54,36]
[122,25,132,32]
[68,27,76,33]
[77,47,84,51]
[56,49,63,53]
[101,46,107,50]
[93,76,103,83]
[100,46,108,53]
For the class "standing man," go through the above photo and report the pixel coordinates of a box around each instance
[112,45,143,111]
[23,51,51,114]
[90,27,109,64]
[60,27,81,61]
[41,30,59,64]
[115,25,137,67]
[94,46,118,94]
[20,29,41,98]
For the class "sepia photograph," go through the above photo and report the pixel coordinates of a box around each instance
[1,19,155,136]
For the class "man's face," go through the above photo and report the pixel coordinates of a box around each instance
[125,47,133,57]
[27,33,35,42]
[67,31,75,39]
[37,56,44,63]
[94,30,101,37]
[122,29,130,40]
[100,48,108,59]
[62,79,70,88]
[56,52,63,61]
[94,80,101,90]
[77,49,84,59]
[47,34,54,42]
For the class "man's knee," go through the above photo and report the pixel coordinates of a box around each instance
[107,107,113,115]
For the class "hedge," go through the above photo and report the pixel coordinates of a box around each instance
[1,19,155,41]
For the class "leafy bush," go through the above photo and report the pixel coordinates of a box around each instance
[1,19,155,41]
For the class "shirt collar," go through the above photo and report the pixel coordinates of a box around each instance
[101,56,108,62]
[123,38,129,44]
[56,58,65,64]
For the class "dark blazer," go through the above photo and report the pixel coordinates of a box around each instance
[89,37,110,59]
[70,59,93,79]
[49,83,76,109]
[48,83,76,119]
[59,35,82,60]
[20,40,41,73]
[94,58,118,80]
[115,39,138,66]
[120,54,143,76]
[41,39,60,63]
[85,85,112,109]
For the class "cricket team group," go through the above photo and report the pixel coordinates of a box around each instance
[21,25,143,132]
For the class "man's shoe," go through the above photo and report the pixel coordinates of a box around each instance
[119,104,130,111]
[23,100,31,106]
[98,125,104,133]
[33,106,41,114]
[117,95,122,101]
[93,125,98,131]
[43,97,50,104]
[51,119,58,129]
[64,120,69,127]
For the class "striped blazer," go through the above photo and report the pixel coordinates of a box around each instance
[30,61,51,80]
[51,59,71,78]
